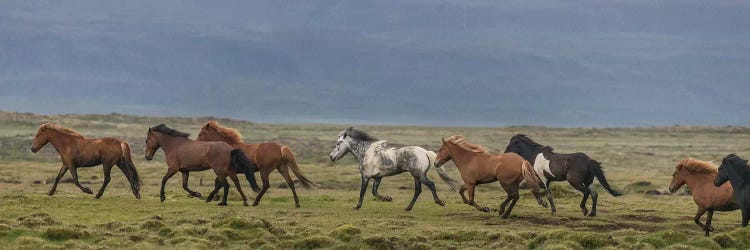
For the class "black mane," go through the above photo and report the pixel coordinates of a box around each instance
[509,134,544,148]
[344,127,379,142]
[150,124,190,138]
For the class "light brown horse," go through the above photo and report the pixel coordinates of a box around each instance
[434,135,547,218]
[30,123,141,199]
[197,121,315,207]
[145,124,255,206]
[669,158,739,236]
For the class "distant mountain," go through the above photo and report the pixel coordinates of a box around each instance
[1,1,749,127]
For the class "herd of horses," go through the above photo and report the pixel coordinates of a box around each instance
[29,122,750,236]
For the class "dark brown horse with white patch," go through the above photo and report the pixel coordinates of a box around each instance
[197,121,315,207]
[669,158,738,236]
[434,135,547,218]
[30,123,141,199]
[145,124,255,206]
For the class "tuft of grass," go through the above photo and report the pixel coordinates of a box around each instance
[293,236,335,249]
[329,224,361,242]
[528,229,616,249]
[42,227,90,241]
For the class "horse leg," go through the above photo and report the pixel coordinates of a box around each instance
[570,181,590,216]
[354,175,371,210]
[251,172,271,206]
[372,177,392,202]
[94,163,113,199]
[420,175,445,206]
[218,176,230,206]
[498,184,513,216]
[704,209,715,236]
[546,181,557,215]
[69,166,93,194]
[229,174,249,206]
[279,168,301,208]
[501,187,520,219]
[180,171,201,198]
[467,184,490,212]
[459,186,470,204]
[693,207,707,231]
[48,166,68,196]
[587,184,598,217]
[159,168,178,202]
[405,177,423,211]
[205,178,221,203]
[742,208,749,227]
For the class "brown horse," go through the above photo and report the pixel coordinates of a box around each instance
[30,123,141,199]
[196,121,315,207]
[145,124,255,206]
[669,158,739,236]
[434,135,547,218]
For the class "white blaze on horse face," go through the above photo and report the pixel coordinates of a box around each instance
[534,153,555,186]
[330,136,350,161]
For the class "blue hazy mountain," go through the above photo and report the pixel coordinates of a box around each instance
[1,1,749,126]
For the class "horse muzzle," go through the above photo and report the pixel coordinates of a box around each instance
[30,147,39,153]
[145,155,153,161]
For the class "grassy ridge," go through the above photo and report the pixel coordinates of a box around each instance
[1,111,750,249]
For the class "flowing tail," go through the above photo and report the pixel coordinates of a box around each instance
[281,146,316,190]
[119,142,142,199]
[521,160,543,192]
[590,160,622,197]
[230,149,261,193]
[427,151,464,192]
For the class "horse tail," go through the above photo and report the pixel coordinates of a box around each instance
[120,142,141,198]
[428,151,464,192]
[590,160,622,197]
[281,146,316,190]
[521,160,543,192]
[230,149,261,193]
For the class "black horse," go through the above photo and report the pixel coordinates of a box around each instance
[504,134,622,216]
[714,154,750,227]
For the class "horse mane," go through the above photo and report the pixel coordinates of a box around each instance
[40,123,84,139]
[343,127,379,142]
[677,158,718,175]
[445,135,489,154]
[540,146,555,152]
[203,121,244,144]
[150,124,190,138]
[509,134,544,148]
[724,154,750,173]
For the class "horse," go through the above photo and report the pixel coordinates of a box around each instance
[669,158,739,236]
[197,121,315,208]
[714,154,750,227]
[434,135,547,218]
[329,127,448,211]
[504,134,621,216]
[30,123,141,199]
[145,124,255,206]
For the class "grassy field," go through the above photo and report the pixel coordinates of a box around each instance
[1,110,750,249]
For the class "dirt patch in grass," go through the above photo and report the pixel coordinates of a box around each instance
[618,214,668,223]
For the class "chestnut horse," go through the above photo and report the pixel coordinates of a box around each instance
[714,154,750,227]
[145,124,255,206]
[434,135,547,218]
[670,158,739,236]
[196,121,315,208]
[30,123,141,199]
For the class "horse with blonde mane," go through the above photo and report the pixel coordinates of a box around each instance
[669,158,738,236]
[434,135,547,218]
[30,123,141,199]
[197,121,315,208]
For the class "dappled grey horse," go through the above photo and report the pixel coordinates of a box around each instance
[329,127,446,211]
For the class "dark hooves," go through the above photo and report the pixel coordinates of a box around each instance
[587,213,597,217]
[436,200,446,206]
[82,188,93,194]
[353,206,361,210]
[481,207,491,213]
[382,196,393,202]
[218,202,227,206]
[192,192,202,198]
[214,195,221,201]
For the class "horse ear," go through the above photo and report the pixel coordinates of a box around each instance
[346,127,353,131]
[441,138,446,143]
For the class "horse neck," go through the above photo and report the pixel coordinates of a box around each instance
[447,144,487,169]
[47,130,83,153]
[156,134,191,154]
[683,171,716,192]
[347,139,373,164]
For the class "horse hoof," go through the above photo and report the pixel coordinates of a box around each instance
[95,194,102,199]
[160,196,166,202]
[193,192,202,198]
[214,195,221,201]
[353,206,361,210]
[587,213,596,217]
[82,188,93,194]
[47,191,55,196]
[243,202,249,206]
[134,193,141,199]
[218,202,227,206]
[481,207,491,213]
[252,203,260,207]
[436,200,446,206]
[383,196,393,202]
[295,203,300,208]
[405,207,414,211]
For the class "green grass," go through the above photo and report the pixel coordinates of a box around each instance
[2,111,750,249]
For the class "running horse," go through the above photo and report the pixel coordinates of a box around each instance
[504,134,621,216]
[669,158,738,236]
[329,127,449,211]
[144,124,255,206]
[30,123,141,199]
[714,154,750,228]
[197,121,315,208]
[434,135,547,218]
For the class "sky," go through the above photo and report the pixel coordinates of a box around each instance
[1,1,749,127]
